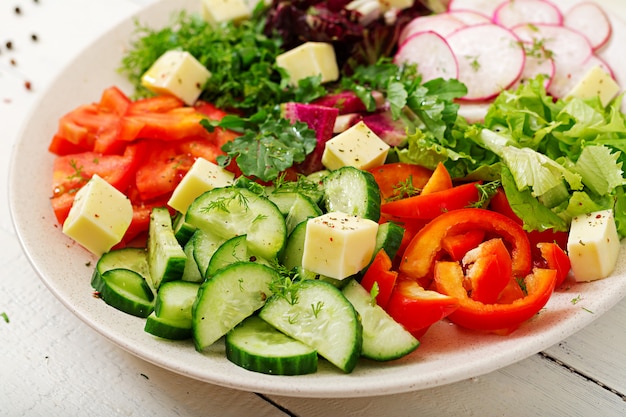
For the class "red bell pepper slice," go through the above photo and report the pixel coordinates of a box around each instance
[381,182,482,219]
[368,162,432,202]
[537,242,571,287]
[441,229,486,261]
[400,208,532,283]
[462,238,512,304]
[359,249,398,309]
[420,162,452,195]
[433,261,557,332]
[385,276,460,338]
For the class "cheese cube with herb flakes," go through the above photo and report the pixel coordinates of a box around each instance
[201,0,252,26]
[62,174,133,257]
[276,42,339,86]
[566,65,621,108]
[167,157,235,214]
[321,121,390,170]
[567,209,621,282]
[302,212,379,280]
[141,50,211,105]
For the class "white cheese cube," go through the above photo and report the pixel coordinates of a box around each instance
[62,175,133,257]
[302,212,379,280]
[276,42,339,86]
[141,50,211,105]
[567,209,621,282]
[566,65,621,108]
[167,157,235,214]
[201,0,252,26]
[321,121,390,170]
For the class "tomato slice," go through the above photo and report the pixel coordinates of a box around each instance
[359,249,398,309]
[434,261,557,332]
[368,163,432,202]
[385,276,460,338]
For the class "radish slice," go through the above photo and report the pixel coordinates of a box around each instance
[445,23,525,101]
[446,10,492,25]
[512,23,593,98]
[447,0,499,18]
[398,14,466,45]
[394,31,459,82]
[563,2,612,51]
[509,43,555,91]
[493,0,562,28]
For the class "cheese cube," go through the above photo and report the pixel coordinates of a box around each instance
[321,121,390,170]
[566,65,621,108]
[276,42,339,86]
[167,157,235,214]
[141,50,211,105]
[201,0,252,26]
[62,175,133,257]
[567,209,621,282]
[302,212,379,280]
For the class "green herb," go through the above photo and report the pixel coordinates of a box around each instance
[516,277,528,296]
[369,282,380,307]
[205,111,317,182]
[311,301,324,318]
[469,180,501,208]
[1,312,8,323]
[388,175,420,202]
[571,294,582,305]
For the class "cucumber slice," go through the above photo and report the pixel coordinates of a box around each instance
[205,235,270,278]
[323,166,381,221]
[226,315,318,375]
[185,187,286,261]
[192,262,279,351]
[147,207,187,290]
[342,279,419,361]
[285,193,322,235]
[181,238,203,283]
[191,229,225,277]
[172,211,196,246]
[259,279,362,373]
[91,247,150,286]
[145,312,192,340]
[96,268,154,318]
[374,222,405,262]
[155,280,200,325]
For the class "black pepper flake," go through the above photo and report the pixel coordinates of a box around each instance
[31,34,38,42]
[14,6,21,15]
[10,59,16,66]
[6,41,13,50]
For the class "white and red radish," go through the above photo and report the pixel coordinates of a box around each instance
[398,13,466,45]
[445,23,525,101]
[563,2,612,51]
[493,0,562,28]
[394,31,459,82]
[393,0,617,105]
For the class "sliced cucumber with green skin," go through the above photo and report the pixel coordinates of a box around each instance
[185,187,287,261]
[95,268,154,318]
[192,229,225,277]
[285,193,323,235]
[226,315,318,376]
[155,280,200,325]
[323,166,381,221]
[192,262,279,352]
[205,235,270,279]
[342,279,419,361]
[91,247,150,286]
[147,207,187,290]
[145,312,192,340]
[181,238,203,283]
[373,222,405,263]
[259,279,362,373]
[172,211,196,246]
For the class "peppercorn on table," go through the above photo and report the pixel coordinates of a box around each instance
[1,0,625,416]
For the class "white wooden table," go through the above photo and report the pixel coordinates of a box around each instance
[1,1,625,415]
